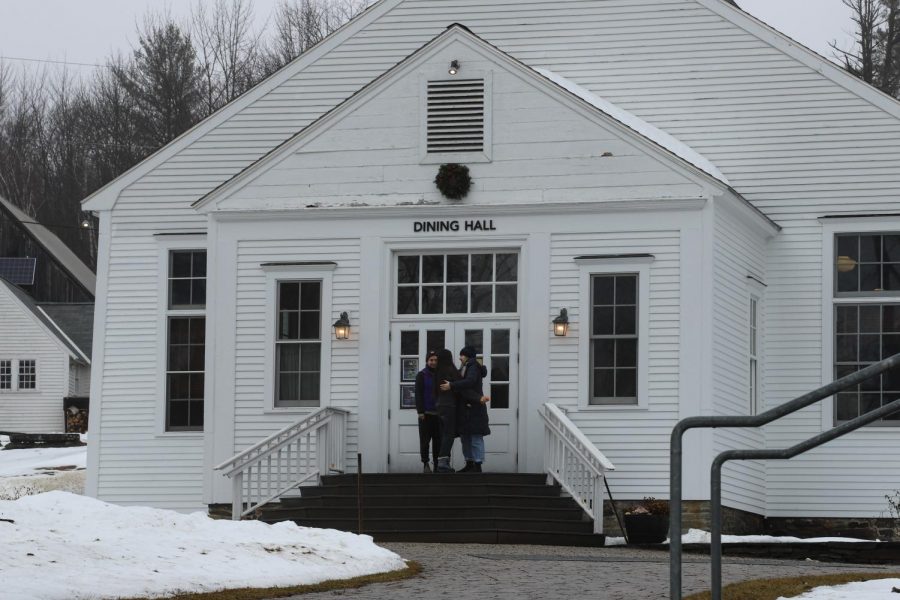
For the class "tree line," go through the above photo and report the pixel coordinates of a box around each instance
[0,0,367,267]
[1,0,900,269]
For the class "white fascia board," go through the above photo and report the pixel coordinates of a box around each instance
[716,189,781,239]
[80,0,402,212]
[196,27,729,212]
[698,0,900,120]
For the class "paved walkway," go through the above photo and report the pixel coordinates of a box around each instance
[289,543,897,600]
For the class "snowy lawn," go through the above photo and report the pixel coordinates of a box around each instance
[779,578,900,599]
[0,491,407,600]
[0,436,87,500]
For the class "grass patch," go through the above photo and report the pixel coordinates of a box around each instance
[119,561,422,600]
[684,572,900,600]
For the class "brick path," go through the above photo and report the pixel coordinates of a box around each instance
[288,543,896,600]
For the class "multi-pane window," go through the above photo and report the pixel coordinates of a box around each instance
[168,250,207,309]
[489,329,511,409]
[166,249,206,431]
[166,317,205,430]
[833,233,900,425]
[590,274,638,405]
[276,281,322,407]
[18,360,36,390]
[749,297,759,414]
[396,253,518,315]
[0,360,12,390]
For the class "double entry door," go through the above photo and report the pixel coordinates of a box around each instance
[388,320,519,472]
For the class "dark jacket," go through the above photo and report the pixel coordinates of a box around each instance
[450,360,490,436]
[414,367,438,414]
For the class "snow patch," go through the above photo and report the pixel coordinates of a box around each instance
[534,68,730,186]
[0,491,406,600]
[778,578,900,599]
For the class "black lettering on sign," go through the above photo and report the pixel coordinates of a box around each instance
[413,220,495,233]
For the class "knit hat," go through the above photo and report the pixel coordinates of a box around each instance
[426,350,438,360]
[460,346,477,359]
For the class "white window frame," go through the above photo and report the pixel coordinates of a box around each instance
[262,263,335,413]
[747,278,765,416]
[418,70,493,165]
[155,235,207,437]
[0,358,37,393]
[576,256,653,410]
[820,218,900,429]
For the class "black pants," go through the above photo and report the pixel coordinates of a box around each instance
[418,413,441,464]
[437,401,456,458]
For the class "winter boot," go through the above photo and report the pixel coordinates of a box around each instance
[458,460,475,473]
[423,462,432,473]
[472,462,482,473]
[436,457,454,473]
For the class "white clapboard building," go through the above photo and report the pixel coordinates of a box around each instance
[84,0,900,526]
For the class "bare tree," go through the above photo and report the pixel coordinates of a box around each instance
[833,0,900,98]
[192,0,264,116]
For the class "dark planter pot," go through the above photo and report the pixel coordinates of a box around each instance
[624,514,669,544]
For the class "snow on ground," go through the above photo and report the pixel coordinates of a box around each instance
[0,491,407,600]
[0,440,87,500]
[779,578,900,599]
[604,528,875,546]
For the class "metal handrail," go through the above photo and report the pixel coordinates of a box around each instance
[540,403,616,533]
[669,352,900,600]
[214,407,349,519]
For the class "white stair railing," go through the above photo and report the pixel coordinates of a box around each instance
[214,407,349,520]
[539,403,616,534]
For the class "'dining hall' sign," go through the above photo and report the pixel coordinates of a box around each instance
[413,219,497,233]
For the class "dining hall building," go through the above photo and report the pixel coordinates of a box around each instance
[84,0,900,531]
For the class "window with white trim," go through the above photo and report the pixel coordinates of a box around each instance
[833,233,900,425]
[165,249,206,431]
[0,360,12,390]
[17,359,36,390]
[749,296,759,415]
[590,274,638,405]
[275,280,322,407]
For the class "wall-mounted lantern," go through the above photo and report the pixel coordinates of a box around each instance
[448,60,460,75]
[552,308,569,337]
[333,312,351,340]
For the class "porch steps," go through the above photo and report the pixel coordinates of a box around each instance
[219,473,606,546]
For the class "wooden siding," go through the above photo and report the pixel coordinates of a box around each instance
[0,289,67,432]
[94,0,900,515]
[549,230,681,499]
[232,238,361,466]
[711,201,768,514]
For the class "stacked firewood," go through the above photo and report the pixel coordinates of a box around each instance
[65,407,88,434]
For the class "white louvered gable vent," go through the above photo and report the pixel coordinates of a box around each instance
[427,79,485,153]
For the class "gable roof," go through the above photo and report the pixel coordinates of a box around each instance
[0,195,96,295]
[81,0,900,214]
[0,277,93,363]
[194,24,731,210]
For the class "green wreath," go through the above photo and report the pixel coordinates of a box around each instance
[434,163,472,200]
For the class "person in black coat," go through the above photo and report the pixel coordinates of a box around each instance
[414,350,441,473]
[434,349,461,473]
[440,346,490,473]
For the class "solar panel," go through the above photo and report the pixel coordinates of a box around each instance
[0,257,37,285]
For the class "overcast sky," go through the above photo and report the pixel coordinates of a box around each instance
[0,1,857,73]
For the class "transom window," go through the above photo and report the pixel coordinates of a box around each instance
[276,281,322,407]
[169,250,207,309]
[590,274,638,405]
[835,234,900,295]
[396,252,518,315]
[18,359,36,390]
[833,232,900,425]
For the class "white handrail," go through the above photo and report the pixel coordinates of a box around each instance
[539,403,616,534]
[214,407,349,520]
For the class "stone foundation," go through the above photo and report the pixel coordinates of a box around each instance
[602,500,896,540]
